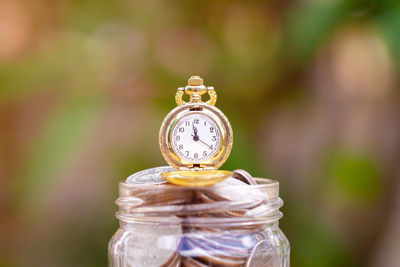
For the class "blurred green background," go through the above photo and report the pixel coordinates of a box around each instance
[1,0,400,266]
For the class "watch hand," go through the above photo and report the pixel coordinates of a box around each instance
[192,124,199,141]
[198,138,212,149]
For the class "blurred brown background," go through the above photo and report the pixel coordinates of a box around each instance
[1,0,400,266]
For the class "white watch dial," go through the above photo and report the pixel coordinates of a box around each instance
[171,113,221,162]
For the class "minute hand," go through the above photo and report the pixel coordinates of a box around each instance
[198,138,212,149]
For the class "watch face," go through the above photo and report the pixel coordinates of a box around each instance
[171,113,221,162]
[159,103,233,170]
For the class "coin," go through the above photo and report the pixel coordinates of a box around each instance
[208,178,264,203]
[126,166,174,185]
[181,257,209,267]
[161,251,181,267]
[186,233,250,258]
[232,169,257,185]
[218,177,248,186]
[162,170,232,187]
[182,236,246,266]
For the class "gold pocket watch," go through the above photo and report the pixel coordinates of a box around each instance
[159,76,233,186]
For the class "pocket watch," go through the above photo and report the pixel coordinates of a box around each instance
[159,76,233,186]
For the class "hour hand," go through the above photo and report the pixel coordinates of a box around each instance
[192,125,198,135]
[192,124,199,141]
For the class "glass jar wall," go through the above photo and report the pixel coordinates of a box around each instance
[108,173,290,267]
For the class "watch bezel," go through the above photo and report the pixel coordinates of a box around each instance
[159,103,233,170]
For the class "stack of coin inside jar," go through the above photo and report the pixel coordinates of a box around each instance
[110,166,287,267]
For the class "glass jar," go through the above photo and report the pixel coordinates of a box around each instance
[108,173,290,267]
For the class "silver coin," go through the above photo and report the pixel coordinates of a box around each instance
[182,237,246,266]
[185,233,250,258]
[126,166,175,185]
[217,177,248,186]
[233,169,257,185]
[212,178,264,202]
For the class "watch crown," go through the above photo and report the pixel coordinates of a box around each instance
[175,76,217,106]
[188,76,203,86]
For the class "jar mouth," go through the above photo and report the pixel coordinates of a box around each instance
[120,177,278,192]
[116,178,283,226]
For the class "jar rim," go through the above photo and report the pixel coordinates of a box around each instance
[122,176,277,186]
[116,177,283,225]
[119,178,279,195]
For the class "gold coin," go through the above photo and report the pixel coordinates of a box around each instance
[161,170,232,187]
